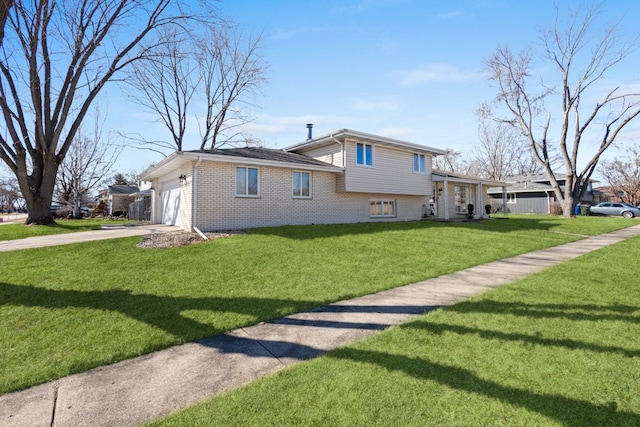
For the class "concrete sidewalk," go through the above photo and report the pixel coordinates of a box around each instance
[2,224,640,427]
[0,224,182,252]
[0,213,27,224]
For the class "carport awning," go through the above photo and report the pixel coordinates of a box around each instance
[432,170,507,187]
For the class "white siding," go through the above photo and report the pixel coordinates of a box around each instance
[300,143,344,168]
[343,140,432,196]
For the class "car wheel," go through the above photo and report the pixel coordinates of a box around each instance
[623,211,634,219]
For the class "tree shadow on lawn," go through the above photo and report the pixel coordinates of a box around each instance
[192,298,640,425]
[447,299,640,324]
[197,298,640,425]
[409,320,640,358]
[357,300,639,424]
[0,282,323,341]
[328,347,640,427]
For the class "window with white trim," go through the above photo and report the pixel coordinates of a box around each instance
[356,142,374,166]
[371,199,396,217]
[454,185,474,213]
[413,153,426,173]
[292,171,311,198]
[236,167,259,197]
[507,193,516,204]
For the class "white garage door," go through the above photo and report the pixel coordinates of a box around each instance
[160,184,182,226]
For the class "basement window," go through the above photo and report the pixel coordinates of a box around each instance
[371,199,396,218]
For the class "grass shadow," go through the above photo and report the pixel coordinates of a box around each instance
[406,320,640,358]
[447,300,640,324]
[328,347,640,426]
[0,282,321,341]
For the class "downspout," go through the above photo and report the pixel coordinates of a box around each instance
[192,156,203,232]
[330,134,345,167]
[545,190,551,214]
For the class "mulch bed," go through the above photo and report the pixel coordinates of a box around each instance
[136,230,245,249]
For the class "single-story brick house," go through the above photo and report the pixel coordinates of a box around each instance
[139,129,506,231]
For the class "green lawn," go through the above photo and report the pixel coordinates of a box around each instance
[150,232,640,427]
[0,216,636,395]
[0,218,137,241]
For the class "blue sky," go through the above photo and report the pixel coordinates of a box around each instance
[110,0,640,175]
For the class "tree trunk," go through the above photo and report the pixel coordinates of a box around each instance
[559,174,577,218]
[73,187,82,219]
[25,199,56,224]
[19,158,58,225]
[562,196,574,218]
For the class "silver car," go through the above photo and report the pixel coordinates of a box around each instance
[589,202,640,218]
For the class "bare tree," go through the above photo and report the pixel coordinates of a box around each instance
[196,26,267,149]
[599,144,640,206]
[126,20,268,152]
[0,0,188,225]
[0,173,24,212]
[0,0,12,46]
[432,148,472,174]
[486,4,640,217]
[56,111,122,219]
[127,27,198,152]
[471,103,541,180]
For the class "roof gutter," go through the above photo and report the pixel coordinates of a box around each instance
[286,128,448,156]
[141,151,343,181]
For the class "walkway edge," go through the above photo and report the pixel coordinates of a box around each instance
[0,225,182,252]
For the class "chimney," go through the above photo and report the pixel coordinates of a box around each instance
[306,123,313,140]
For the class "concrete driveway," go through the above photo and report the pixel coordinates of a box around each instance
[0,224,182,252]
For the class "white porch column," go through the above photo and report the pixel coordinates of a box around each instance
[444,179,449,221]
[150,181,158,224]
[477,182,483,217]
[502,186,507,214]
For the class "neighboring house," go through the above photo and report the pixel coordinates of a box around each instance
[594,186,638,205]
[104,185,139,216]
[128,188,153,221]
[140,129,506,232]
[486,174,600,214]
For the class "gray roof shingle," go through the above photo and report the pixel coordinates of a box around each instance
[107,185,139,195]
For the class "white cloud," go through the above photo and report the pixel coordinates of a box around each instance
[241,114,353,145]
[397,63,486,86]
[376,127,412,139]
[591,80,640,100]
[349,96,400,112]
